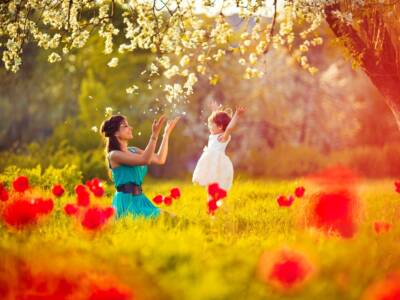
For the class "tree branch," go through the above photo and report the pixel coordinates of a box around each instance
[67,0,73,30]
[263,0,277,54]
[324,3,379,75]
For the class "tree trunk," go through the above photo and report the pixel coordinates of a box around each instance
[324,4,400,130]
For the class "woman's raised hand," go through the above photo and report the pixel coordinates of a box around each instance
[152,115,166,138]
[164,117,180,136]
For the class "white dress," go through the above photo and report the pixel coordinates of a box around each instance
[192,134,234,190]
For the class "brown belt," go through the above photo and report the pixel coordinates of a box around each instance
[116,182,142,195]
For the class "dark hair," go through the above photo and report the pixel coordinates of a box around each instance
[208,111,232,131]
[100,115,126,153]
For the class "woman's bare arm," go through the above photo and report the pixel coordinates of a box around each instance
[134,117,180,165]
[109,116,165,167]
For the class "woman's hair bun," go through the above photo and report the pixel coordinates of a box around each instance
[100,115,125,138]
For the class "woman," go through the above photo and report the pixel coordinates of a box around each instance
[100,114,180,218]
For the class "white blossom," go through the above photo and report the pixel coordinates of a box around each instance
[107,57,119,67]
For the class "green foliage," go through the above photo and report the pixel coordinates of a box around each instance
[4,142,400,180]
[0,164,81,191]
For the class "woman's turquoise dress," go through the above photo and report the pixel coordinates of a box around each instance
[111,147,160,218]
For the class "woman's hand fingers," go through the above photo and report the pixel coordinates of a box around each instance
[158,115,166,127]
[169,117,180,131]
[152,115,165,135]
[164,116,180,134]
[153,115,166,133]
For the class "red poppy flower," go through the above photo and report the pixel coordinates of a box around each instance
[12,176,30,193]
[75,184,87,195]
[294,186,305,198]
[152,195,163,204]
[3,200,38,228]
[306,190,359,238]
[0,183,9,201]
[207,183,227,201]
[91,186,105,198]
[33,198,54,215]
[52,184,65,197]
[258,248,314,292]
[277,195,294,207]
[64,204,78,216]
[77,192,90,207]
[9,260,77,299]
[395,180,400,193]
[208,183,219,196]
[207,199,218,215]
[86,178,101,189]
[75,184,90,207]
[170,187,181,199]
[81,207,106,231]
[215,189,227,201]
[361,273,400,300]
[374,221,391,234]
[86,178,104,197]
[103,207,115,219]
[4,256,132,300]
[163,196,172,206]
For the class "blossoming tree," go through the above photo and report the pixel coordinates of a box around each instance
[1,0,399,127]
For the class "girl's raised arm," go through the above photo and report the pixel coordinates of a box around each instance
[219,106,245,143]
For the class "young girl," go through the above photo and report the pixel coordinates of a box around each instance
[192,102,245,195]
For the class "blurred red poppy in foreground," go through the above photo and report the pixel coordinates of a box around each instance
[0,256,134,300]
[277,195,294,207]
[305,167,361,238]
[64,202,114,231]
[52,184,65,197]
[33,197,54,215]
[89,286,132,300]
[306,190,360,238]
[395,180,400,193]
[2,198,54,229]
[361,273,400,300]
[13,176,30,193]
[374,221,391,234]
[81,206,114,231]
[0,183,9,201]
[3,200,38,228]
[258,248,315,292]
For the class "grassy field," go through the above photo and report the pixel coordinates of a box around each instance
[1,178,400,300]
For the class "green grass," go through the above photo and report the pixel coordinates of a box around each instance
[1,179,400,299]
